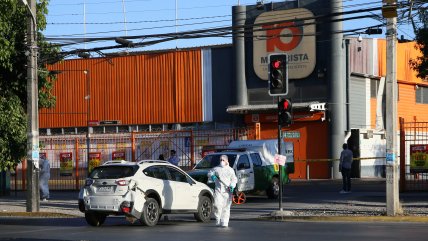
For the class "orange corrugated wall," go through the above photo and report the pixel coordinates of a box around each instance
[375,40,428,123]
[41,50,202,128]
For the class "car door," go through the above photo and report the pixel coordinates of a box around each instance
[166,166,199,210]
[142,165,173,210]
[235,154,255,192]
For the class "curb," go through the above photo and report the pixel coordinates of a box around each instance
[258,215,428,223]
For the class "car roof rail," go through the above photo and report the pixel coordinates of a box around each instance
[102,160,129,165]
[215,148,247,152]
[137,160,169,165]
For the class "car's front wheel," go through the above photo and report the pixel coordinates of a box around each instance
[84,212,107,227]
[194,196,212,222]
[141,198,160,227]
[266,177,280,199]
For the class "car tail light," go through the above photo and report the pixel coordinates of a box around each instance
[85,179,94,186]
[115,179,129,186]
[121,201,132,213]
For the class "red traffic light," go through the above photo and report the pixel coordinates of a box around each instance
[272,60,281,69]
[283,99,290,110]
[278,98,293,126]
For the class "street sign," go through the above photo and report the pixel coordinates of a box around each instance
[282,131,300,139]
[100,120,121,125]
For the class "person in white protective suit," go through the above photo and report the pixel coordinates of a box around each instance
[207,155,237,228]
[39,157,51,201]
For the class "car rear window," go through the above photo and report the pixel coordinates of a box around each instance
[89,166,138,179]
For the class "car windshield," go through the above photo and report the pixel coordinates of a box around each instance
[89,165,138,179]
[194,154,237,169]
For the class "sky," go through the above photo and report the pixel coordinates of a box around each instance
[43,0,416,56]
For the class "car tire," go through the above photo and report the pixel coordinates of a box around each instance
[84,212,107,227]
[266,177,279,199]
[141,198,160,227]
[194,196,212,222]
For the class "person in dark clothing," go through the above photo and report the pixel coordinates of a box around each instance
[39,157,51,201]
[339,143,353,194]
[158,154,165,160]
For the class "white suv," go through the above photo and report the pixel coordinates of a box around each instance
[78,160,213,227]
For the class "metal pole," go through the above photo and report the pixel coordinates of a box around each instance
[328,0,345,179]
[232,5,248,106]
[385,8,400,216]
[345,39,350,131]
[85,70,90,168]
[277,97,283,211]
[26,0,40,212]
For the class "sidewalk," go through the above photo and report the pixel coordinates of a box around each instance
[1,179,427,220]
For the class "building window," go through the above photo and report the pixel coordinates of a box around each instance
[370,79,379,98]
[416,86,428,104]
[370,79,399,101]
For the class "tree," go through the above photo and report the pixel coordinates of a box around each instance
[406,0,428,80]
[0,0,60,170]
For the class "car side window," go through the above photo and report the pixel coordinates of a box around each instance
[167,167,188,183]
[250,153,262,167]
[236,155,251,170]
[143,166,169,180]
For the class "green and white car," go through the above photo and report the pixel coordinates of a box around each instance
[188,140,294,204]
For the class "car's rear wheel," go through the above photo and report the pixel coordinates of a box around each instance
[266,177,279,199]
[141,198,160,227]
[194,196,212,222]
[84,212,107,227]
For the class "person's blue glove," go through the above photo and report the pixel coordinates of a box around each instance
[211,175,218,182]
[229,186,234,194]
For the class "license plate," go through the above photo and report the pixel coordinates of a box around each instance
[98,186,113,192]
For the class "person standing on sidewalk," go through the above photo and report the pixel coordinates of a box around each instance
[339,143,353,194]
[39,156,51,201]
[207,155,237,228]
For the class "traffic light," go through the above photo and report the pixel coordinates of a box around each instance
[268,53,288,96]
[278,98,293,126]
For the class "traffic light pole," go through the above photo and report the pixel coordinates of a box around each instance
[277,97,283,211]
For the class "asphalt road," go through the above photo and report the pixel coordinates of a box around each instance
[0,216,426,241]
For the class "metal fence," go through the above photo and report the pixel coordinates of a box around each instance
[400,118,428,191]
[11,128,255,191]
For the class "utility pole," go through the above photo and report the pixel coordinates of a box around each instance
[383,0,400,216]
[328,0,345,179]
[24,0,40,212]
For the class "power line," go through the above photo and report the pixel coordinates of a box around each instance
[45,8,386,58]
[46,4,385,38]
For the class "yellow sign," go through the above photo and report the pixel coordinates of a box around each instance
[88,152,101,173]
[274,163,279,172]
[410,145,428,172]
[59,152,73,176]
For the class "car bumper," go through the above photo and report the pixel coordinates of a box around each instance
[80,188,132,213]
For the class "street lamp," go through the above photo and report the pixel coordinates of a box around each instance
[84,70,91,169]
